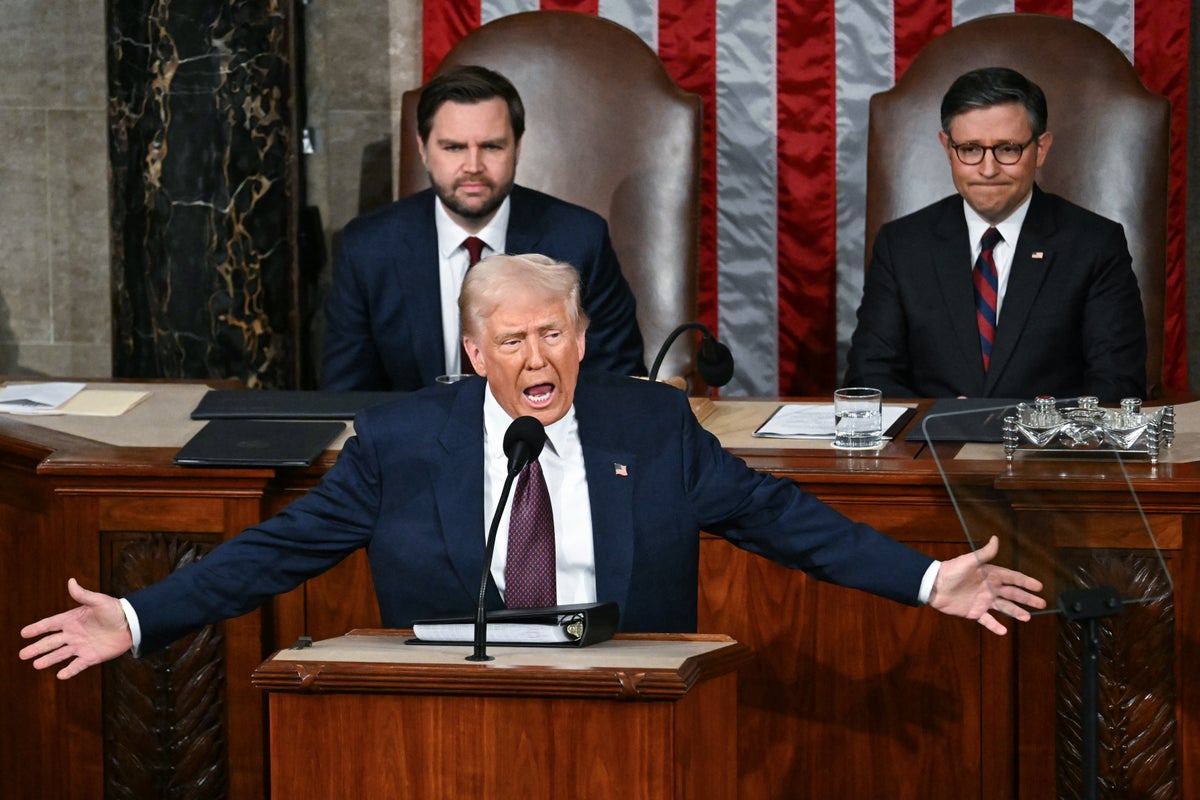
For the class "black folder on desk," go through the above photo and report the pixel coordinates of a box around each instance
[906,398,1023,443]
[174,420,345,467]
[191,390,397,420]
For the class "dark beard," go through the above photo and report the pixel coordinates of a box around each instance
[432,175,514,222]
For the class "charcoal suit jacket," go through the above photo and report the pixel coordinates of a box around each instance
[844,185,1146,402]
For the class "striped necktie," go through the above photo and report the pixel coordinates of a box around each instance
[973,227,1002,371]
[505,459,556,608]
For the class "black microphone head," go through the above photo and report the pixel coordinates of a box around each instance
[503,415,547,474]
[698,334,735,387]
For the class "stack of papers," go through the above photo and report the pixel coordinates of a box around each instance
[0,382,149,417]
[753,402,909,439]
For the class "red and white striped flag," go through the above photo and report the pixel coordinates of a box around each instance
[422,0,1189,396]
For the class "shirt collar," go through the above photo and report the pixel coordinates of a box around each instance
[434,194,512,259]
[963,191,1032,251]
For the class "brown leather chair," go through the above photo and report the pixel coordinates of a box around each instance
[865,13,1168,397]
[397,11,703,385]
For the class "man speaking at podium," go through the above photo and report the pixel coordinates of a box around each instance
[21,254,1044,678]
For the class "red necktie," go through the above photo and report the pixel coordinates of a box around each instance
[973,227,1002,371]
[505,459,557,608]
[459,237,486,375]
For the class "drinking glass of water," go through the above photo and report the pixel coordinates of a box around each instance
[832,387,883,449]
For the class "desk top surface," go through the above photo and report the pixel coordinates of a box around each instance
[2,383,1198,486]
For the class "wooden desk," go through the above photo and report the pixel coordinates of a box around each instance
[2,392,1195,799]
[253,631,750,800]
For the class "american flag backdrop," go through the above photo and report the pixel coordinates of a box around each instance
[421,0,1190,397]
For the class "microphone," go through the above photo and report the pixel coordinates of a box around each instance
[467,415,547,661]
[648,322,735,388]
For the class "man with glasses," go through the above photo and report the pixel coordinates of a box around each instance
[844,67,1146,401]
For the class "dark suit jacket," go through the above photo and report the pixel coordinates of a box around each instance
[844,186,1146,401]
[321,185,647,390]
[129,373,932,652]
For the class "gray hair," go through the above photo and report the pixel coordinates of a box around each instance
[459,253,588,338]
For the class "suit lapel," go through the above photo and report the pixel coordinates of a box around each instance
[503,186,545,254]
[985,187,1055,394]
[931,200,987,394]
[431,380,498,606]
[574,380,636,612]
[404,192,451,385]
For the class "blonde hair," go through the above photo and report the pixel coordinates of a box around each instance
[459,253,589,337]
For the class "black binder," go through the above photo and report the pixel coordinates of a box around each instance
[409,602,620,648]
[174,420,345,467]
[191,389,397,420]
[906,398,1023,443]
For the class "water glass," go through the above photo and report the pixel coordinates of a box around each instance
[833,387,883,449]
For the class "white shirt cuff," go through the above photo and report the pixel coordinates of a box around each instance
[118,597,142,657]
[918,561,941,605]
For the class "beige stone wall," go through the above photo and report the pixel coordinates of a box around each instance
[0,0,110,377]
[299,0,421,378]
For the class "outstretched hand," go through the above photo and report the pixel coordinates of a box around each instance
[928,535,1046,635]
[19,578,133,680]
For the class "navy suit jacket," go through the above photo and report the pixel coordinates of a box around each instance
[129,373,932,652]
[321,185,647,390]
[844,186,1146,402]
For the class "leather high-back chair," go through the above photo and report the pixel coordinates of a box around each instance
[398,11,703,385]
[865,13,1169,397]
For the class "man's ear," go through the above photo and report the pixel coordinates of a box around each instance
[463,337,487,376]
[938,130,953,164]
[417,136,429,167]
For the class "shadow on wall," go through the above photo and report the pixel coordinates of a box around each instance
[0,290,43,377]
[306,136,395,387]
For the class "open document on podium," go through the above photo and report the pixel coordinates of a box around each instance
[410,602,619,648]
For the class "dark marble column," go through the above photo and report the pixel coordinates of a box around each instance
[109,0,299,389]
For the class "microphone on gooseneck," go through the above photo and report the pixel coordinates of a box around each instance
[648,321,735,389]
[467,415,547,662]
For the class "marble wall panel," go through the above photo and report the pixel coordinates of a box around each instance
[108,0,298,388]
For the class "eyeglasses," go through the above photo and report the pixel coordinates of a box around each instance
[947,136,1038,166]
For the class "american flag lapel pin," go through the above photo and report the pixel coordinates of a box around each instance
[1031,251,1044,259]
[613,463,628,477]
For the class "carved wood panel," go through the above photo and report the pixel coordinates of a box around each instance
[1054,548,1178,800]
[102,532,229,800]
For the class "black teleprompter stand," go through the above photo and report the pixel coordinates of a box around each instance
[1058,585,1124,800]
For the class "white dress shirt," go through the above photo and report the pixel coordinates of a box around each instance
[482,387,598,604]
[964,193,1033,322]
[434,197,510,374]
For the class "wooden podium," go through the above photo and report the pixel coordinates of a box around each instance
[252,631,751,799]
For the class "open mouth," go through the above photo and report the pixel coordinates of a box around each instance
[523,383,555,408]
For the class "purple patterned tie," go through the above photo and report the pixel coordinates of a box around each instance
[505,459,557,608]
[459,237,486,375]
[973,227,1002,371]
